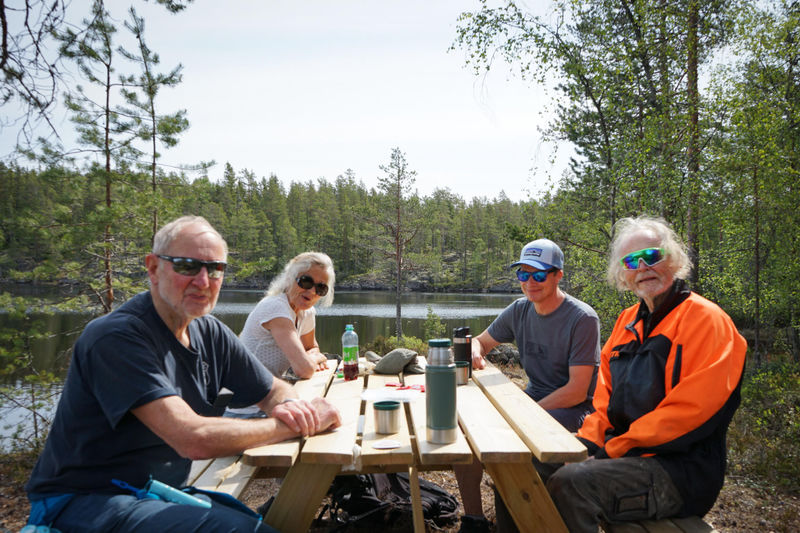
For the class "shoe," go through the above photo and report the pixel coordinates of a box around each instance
[256,496,275,517]
[458,514,491,533]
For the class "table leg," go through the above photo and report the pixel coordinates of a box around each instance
[263,462,340,533]
[407,465,426,533]
[485,461,568,533]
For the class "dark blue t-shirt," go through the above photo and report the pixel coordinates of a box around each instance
[26,291,273,496]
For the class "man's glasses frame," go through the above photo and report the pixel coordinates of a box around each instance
[516,268,555,283]
[157,255,227,279]
[619,247,666,270]
[296,274,329,296]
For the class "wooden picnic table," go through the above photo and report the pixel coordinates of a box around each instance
[239,360,587,533]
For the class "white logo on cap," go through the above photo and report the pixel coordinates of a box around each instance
[524,248,543,258]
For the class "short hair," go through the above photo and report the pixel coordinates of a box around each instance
[152,216,228,257]
[607,215,691,291]
[267,252,335,308]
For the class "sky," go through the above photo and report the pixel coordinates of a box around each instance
[4,0,572,201]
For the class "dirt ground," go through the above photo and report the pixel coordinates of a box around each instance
[2,361,800,531]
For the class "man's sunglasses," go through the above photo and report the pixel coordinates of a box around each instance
[620,247,666,270]
[516,269,555,283]
[296,274,329,296]
[157,255,227,279]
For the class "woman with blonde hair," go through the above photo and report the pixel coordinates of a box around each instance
[227,252,335,417]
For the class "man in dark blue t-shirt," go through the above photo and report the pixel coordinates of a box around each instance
[25,216,341,532]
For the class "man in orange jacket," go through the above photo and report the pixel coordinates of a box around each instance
[545,216,746,532]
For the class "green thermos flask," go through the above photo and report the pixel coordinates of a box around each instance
[426,338,457,444]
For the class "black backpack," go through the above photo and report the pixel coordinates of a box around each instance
[320,472,459,530]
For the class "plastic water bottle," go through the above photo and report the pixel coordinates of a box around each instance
[342,324,359,381]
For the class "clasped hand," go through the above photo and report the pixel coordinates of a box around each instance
[271,397,342,437]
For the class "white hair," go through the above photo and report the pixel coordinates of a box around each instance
[607,215,691,291]
[267,252,335,307]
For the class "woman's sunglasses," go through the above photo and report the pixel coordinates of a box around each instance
[516,269,555,283]
[620,248,666,270]
[296,274,329,296]
[157,255,227,279]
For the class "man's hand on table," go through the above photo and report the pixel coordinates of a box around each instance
[270,397,342,437]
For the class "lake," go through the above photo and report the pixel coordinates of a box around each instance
[5,288,519,379]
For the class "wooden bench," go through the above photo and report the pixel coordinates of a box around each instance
[187,455,256,498]
[602,516,718,533]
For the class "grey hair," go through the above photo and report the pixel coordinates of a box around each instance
[152,216,228,257]
[607,215,691,291]
[267,252,335,308]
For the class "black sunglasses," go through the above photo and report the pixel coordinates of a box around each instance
[157,255,227,279]
[296,274,329,296]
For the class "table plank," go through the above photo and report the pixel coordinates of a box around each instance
[403,373,473,465]
[457,380,531,463]
[242,366,335,467]
[300,374,364,464]
[472,365,587,463]
[293,365,335,400]
[361,373,414,466]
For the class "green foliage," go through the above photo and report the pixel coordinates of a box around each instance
[365,335,429,357]
[727,359,800,493]
[423,306,447,340]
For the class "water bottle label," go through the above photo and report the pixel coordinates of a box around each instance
[342,345,358,363]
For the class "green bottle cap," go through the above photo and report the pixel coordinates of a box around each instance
[428,338,452,347]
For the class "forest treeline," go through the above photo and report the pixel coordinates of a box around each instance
[0,160,527,295]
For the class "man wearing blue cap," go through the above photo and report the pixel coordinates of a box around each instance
[454,239,600,533]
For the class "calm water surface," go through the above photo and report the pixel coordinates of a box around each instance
[7,288,519,378]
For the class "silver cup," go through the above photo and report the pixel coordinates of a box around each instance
[374,400,401,434]
[455,360,470,385]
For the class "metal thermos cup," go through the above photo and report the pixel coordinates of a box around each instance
[426,338,457,444]
[453,327,472,378]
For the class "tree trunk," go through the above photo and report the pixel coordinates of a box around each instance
[686,0,701,288]
[753,166,762,367]
[103,67,113,313]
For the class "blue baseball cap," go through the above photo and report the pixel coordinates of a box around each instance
[510,239,564,270]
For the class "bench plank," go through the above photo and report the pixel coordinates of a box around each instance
[602,517,717,533]
[187,458,212,486]
[189,455,256,498]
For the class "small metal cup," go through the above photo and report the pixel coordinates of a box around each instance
[374,400,401,434]
[454,360,470,385]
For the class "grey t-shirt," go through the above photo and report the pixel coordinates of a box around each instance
[487,293,600,402]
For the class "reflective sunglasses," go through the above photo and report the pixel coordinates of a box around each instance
[620,247,666,270]
[516,269,554,283]
[296,274,329,296]
[157,255,227,279]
